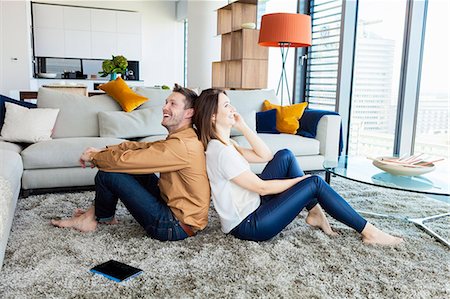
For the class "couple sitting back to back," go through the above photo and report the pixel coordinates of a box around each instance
[52,85,403,246]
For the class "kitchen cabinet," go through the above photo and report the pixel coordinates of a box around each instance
[91,32,117,59]
[33,4,63,29]
[34,28,65,57]
[32,3,141,60]
[63,6,91,31]
[91,9,116,32]
[65,30,91,58]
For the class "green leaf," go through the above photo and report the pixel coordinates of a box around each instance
[112,67,123,74]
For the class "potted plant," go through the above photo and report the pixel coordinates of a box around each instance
[99,55,128,80]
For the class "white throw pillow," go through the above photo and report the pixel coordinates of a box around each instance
[0,102,59,143]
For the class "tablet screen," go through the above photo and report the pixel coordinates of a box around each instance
[90,260,143,282]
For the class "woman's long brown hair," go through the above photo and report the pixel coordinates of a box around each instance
[193,88,227,149]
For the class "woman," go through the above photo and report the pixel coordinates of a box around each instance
[194,88,403,245]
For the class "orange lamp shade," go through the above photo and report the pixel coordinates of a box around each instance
[258,13,312,48]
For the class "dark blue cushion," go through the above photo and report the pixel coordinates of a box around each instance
[298,108,343,154]
[0,95,37,132]
[256,109,279,134]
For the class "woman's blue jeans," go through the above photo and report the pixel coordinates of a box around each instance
[230,149,367,241]
[94,171,188,241]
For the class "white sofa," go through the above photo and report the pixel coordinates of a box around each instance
[0,87,340,270]
[0,147,23,271]
[224,90,341,173]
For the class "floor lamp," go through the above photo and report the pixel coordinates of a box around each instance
[258,13,312,106]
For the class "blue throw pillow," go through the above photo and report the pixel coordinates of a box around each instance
[256,109,279,134]
[0,95,37,132]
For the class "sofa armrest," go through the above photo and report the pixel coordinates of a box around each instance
[315,115,341,162]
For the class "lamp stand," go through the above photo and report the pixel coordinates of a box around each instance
[277,42,292,106]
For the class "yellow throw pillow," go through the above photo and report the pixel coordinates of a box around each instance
[99,77,148,112]
[262,100,308,134]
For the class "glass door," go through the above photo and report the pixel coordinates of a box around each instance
[348,0,407,157]
[414,0,449,160]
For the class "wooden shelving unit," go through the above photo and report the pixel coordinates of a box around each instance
[212,0,268,89]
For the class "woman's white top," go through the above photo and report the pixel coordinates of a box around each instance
[206,140,260,233]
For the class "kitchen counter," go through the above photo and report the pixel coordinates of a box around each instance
[30,78,145,92]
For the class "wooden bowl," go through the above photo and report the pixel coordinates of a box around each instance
[372,157,435,176]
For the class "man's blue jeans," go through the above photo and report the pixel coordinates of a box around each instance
[94,171,188,241]
[230,149,367,241]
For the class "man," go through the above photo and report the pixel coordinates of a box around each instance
[51,84,210,241]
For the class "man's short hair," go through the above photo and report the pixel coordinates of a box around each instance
[173,84,198,109]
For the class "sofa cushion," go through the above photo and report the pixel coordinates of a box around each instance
[98,108,167,138]
[21,137,125,169]
[99,77,148,112]
[263,100,308,134]
[0,140,25,153]
[21,167,98,190]
[133,87,172,108]
[225,89,279,114]
[37,88,121,138]
[0,103,59,143]
[0,94,37,132]
[256,109,279,134]
[232,134,320,156]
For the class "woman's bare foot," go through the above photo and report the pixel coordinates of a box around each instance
[361,223,404,246]
[306,205,338,236]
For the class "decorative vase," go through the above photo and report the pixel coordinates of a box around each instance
[110,72,117,81]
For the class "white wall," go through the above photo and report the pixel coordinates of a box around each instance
[186,0,226,89]
[263,0,299,101]
[0,1,33,94]
[0,0,185,96]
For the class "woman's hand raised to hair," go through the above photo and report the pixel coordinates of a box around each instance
[232,112,248,133]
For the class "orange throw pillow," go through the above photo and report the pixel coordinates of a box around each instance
[262,100,308,134]
[99,77,148,112]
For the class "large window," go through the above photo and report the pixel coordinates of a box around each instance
[414,0,449,160]
[305,0,342,110]
[299,0,447,159]
[347,0,407,157]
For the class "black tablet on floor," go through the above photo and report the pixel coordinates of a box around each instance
[90,260,143,282]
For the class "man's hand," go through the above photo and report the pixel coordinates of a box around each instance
[80,147,103,168]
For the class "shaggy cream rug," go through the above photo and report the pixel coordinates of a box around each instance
[0,177,449,298]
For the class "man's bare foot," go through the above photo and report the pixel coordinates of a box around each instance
[104,218,119,225]
[71,208,118,224]
[72,208,85,217]
[361,223,404,246]
[51,213,97,232]
[306,205,338,236]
